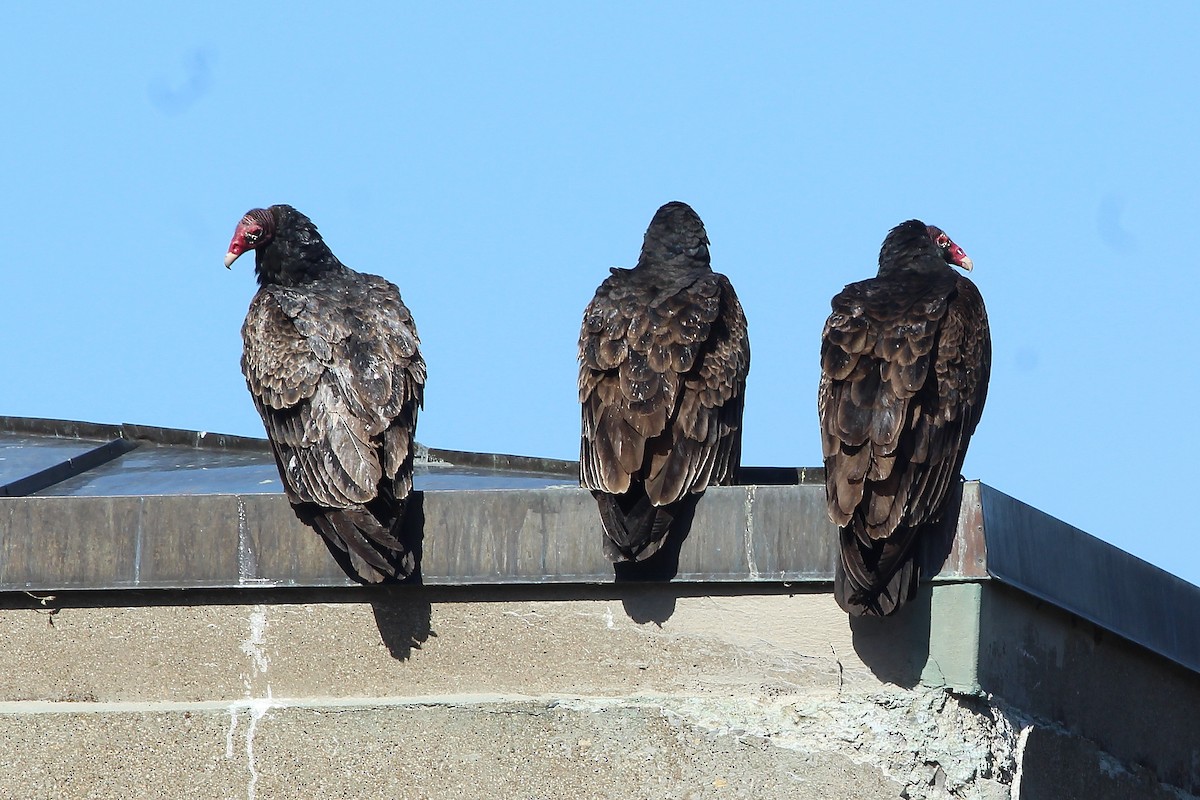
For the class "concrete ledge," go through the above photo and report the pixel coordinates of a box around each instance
[5,480,1199,682]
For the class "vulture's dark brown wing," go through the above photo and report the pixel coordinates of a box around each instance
[819,272,989,614]
[579,269,749,518]
[241,272,425,578]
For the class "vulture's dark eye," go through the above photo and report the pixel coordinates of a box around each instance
[245,231,260,245]
[935,234,949,248]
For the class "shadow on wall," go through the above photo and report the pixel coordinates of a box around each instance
[849,588,933,689]
[370,493,433,659]
[847,482,964,688]
[611,496,701,625]
[370,588,435,660]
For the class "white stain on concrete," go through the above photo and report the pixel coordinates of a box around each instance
[225,706,238,759]
[235,499,252,581]
[240,607,270,678]
[225,605,281,800]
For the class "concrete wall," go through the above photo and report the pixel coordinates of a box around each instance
[978,584,1200,799]
[0,585,1001,800]
[4,583,1193,799]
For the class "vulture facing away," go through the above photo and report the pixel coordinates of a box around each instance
[819,220,990,616]
[225,204,426,583]
[579,201,750,561]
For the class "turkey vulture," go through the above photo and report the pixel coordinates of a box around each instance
[225,204,426,583]
[579,201,751,561]
[819,220,990,616]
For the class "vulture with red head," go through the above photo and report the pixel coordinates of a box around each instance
[819,219,990,616]
[579,201,750,561]
[225,204,426,583]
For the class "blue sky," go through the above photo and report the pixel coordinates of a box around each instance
[4,5,1198,586]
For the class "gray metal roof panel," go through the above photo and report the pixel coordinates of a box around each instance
[0,417,576,496]
[0,433,108,486]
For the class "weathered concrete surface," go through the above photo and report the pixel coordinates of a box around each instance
[1015,726,1194,800]
[0,587,1014,799]
[0,585,1195,799]
[0,702,910,800]
[0,589,876,704]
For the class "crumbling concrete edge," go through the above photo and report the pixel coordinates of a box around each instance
[3,689,1194,799]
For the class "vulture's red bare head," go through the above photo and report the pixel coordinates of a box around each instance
[926,225,973,272]
[224,208,276,268]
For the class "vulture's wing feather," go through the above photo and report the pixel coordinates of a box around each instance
[649,275,749,501]
[820,274,954,532]
[580,271,748,504]
[821,270,990,614]
[242,275,424,509]
[904,274,990,521]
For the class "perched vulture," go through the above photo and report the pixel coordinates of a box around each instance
[819,220,990,616]
[579,201,750,561]
[225,204,426,583]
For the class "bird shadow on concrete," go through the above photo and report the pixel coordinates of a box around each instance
[369,587,434,661]
[305,492,431,661]
[612,495,701,625]
[367,492,433,660]
[847,483,964,689]
[849,588,934,689]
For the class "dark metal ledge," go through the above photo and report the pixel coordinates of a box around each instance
[0,483,983,591]
[979,487,1200,678]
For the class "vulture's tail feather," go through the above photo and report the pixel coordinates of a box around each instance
[594,488,675,562]
[303,501,414,584]
[834,522,921,617]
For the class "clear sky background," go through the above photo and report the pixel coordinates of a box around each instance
[4,5,1197,586]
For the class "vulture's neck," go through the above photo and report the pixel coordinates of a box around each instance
[635,244,711,273]
[877,235,947,279]
[877,255,948,279]
[254,228,342,287]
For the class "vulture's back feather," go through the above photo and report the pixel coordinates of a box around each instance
[819,220,990,616]
[579,202,750,561]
